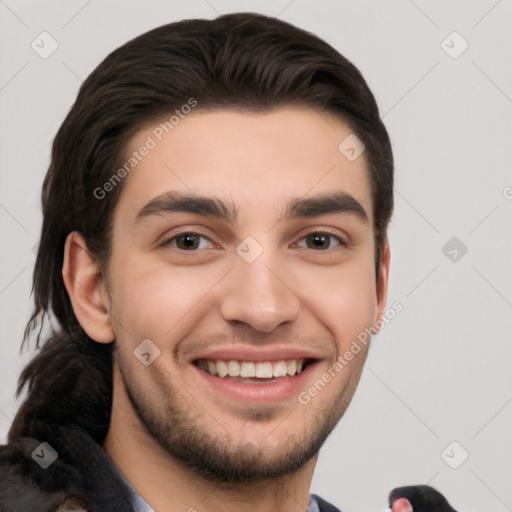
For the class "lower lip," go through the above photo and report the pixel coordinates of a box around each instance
[192,363,317,402]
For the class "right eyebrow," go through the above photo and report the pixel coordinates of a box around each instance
[136,191,237,224]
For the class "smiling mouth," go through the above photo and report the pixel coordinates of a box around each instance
[194,358,315,383]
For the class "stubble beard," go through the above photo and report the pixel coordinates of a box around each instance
[118,353,357,484]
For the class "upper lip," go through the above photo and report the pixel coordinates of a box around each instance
[190,346,323,363]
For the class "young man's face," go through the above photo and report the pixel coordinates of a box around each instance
[103,107,389,481]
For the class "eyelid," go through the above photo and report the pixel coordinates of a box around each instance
[292,229,349,249]
[158,229,218,250]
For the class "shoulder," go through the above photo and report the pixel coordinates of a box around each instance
[0,427,135,512]
[0,435,85,511]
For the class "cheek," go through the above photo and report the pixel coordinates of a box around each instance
[293,262,378,350]
[108,257,226,343]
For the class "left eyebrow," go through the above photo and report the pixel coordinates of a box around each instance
[282,192,369,224]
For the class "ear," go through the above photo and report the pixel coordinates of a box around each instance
[375,240,391,326]
[62,231,114,343]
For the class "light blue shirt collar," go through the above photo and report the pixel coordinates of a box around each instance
[113,463,320,512]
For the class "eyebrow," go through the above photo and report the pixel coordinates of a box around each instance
[137,192,237,223]
[136,191,369,225]
[284,193,368,224]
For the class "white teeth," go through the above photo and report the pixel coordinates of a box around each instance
[217,360,228,378]
[240,361,256,378]
[200,358,309,379]
[227,360,240,377]
[273,360,287,378]
[255,362,273,378]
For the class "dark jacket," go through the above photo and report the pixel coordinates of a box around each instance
[0,426,135,511]
[0,425,457,512]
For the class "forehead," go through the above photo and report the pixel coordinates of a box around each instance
[114,107,373,225]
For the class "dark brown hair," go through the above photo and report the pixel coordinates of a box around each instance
[10,12,393,442]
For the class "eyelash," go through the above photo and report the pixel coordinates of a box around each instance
[159,231,347,252]
[294,232,347,250]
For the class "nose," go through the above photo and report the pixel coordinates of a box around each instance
[220,248,301,333]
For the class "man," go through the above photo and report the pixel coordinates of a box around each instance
[0,12,457,512]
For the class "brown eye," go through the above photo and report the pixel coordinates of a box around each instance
[298,232,344,251]
[160,232,214,251]
[176,234,201,250]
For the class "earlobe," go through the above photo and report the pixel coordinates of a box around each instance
[375,240,391,326]
[62,231,114,344]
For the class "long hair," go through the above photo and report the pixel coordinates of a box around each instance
[9,12,394,443]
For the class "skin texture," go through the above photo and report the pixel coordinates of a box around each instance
[391,498,414,512]
[63,107,390,512]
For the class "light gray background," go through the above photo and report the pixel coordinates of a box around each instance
[1,1,511,511]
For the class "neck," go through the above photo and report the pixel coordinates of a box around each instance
[103,365,317,512]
